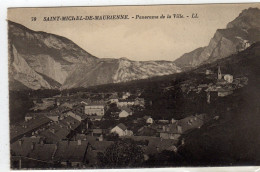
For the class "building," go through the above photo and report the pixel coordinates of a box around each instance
[137,126,157,136]
[91,129,103,137]
[119,107,132,118]
[110,123,133,137]
[46,113,60,122]
[122,92,131,99]
[53,140,89,167]
[84,103,105,116]
[158,114,206,140]
[24,112,47,122]
[224,74,234,83]
[88,115,103,121]
[10,137,58,168]
[67,111,87,122]
[134,98,145,107]
[39,116,81,143]
[143,116,153,124]
[10,116,52,144]
[159,124,182,140]
[217,88,233,97]
[206,69,214,75]
[117,100,135,107]
[109,94,119,104]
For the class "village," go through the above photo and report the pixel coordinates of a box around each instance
[10,66,249,168]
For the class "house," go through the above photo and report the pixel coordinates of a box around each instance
[109,94,119,104]
[217,88,233,97]
[141,137,178,155]
[91,129,103,137]
[117,100,135,107]
[110,98,119,104]
[29,143,57,162]
[119,107,132,118]
[205,69,214,75]
[46,113,60,122]
[24,112,47,122]
[11,137,41,157]
[224,74,234,83]
[39,116,81,143]
[159,124,182,140]
[53,140,89,167]
[11,137,58,168]
[158,114,206,140]
[84,103,105,116]
[122,92,131,99]
[143,116,153,124]
[110,123,133,137]
[67,111,87,122]
[88,115,103,121]
[10,116,52,144]
[137,126,157,136]
[134,98,145,107]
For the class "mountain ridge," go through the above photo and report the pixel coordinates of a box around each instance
[174,7,260,69]
[8,21,180,90]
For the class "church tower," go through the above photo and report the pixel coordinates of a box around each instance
[218,66,222,80]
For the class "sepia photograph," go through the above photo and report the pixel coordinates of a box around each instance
[7,3,260,169]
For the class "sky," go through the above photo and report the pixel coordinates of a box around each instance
[8,3,260,61]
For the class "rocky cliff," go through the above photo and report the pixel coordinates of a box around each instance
[8,21,180,90]
[174,7,260,69]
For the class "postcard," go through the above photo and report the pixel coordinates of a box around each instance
[7,3,260,169]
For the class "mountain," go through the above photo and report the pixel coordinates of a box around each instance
[174,7,260,69]
[176,42,260,165]
[8,21,180,90]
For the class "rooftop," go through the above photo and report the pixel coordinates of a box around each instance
[10,116,51,143]
[116,123,127,131]
[53,140,89,162]
[119,106,132,113]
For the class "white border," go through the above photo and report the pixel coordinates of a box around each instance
[1,0,260,172]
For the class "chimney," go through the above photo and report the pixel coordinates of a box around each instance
[77,139,82,145]
[86,122,89,129]
[18,139,23,146]
[177,125,182,133]
[31,142,35,150]
[162,126,166,132]
[99,135,103,142]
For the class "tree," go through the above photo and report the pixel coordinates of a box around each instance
[98,140,144,167]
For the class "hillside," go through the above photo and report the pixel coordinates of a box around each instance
[174,7,260,69]
[8,21,180,90]
[176,44,260,166]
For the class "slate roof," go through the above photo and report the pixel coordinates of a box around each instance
[11,137,41,157]
[29,144,56,161]
[92,129,103,134]
[117,123,127,131]
[119,106,132,113]
[53,141,89,162]
[39,116,81,143]
[10,116,51,143]
[144,138,177,155]
[143,116,151,120]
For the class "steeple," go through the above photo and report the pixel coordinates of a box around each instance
[218,66,222,80]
